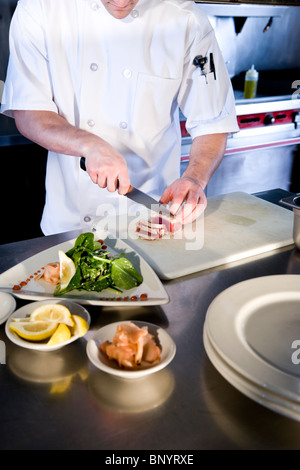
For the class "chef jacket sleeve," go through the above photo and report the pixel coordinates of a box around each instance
[178,17,239,138]
[1,1,58,118]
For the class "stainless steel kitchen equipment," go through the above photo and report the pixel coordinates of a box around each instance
[180,78,300,196]
[179,4,300,197]
[280,193,300,249]
[1,190,300,451]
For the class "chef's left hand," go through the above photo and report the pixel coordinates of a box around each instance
[159,176,207,224]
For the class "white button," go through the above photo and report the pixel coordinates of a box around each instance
[90,63,98,71]
[91,2,99,10]
[119,121,128,129]
[88,119,95,127]
[131,9,139,18]
[84,216,92,223]
[123,68,132,78]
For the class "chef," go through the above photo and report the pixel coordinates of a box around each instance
[1,0,239,235]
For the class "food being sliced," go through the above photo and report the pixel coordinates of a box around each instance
[151,214,182,234]
[136,219,167,240]
[136,214,182,240]
[100,322,161,369]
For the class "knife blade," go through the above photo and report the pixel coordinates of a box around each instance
[80,157,174,218]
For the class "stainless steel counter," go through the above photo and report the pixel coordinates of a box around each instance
[1,197,300,451]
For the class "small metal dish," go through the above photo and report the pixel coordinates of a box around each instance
[280,194,300,249]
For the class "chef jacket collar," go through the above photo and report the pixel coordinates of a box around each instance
[87,0,150,21]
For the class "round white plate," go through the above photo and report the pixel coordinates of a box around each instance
[87,321,176,379]
[203,325,300,422]
[205,275,300,402]
[5,299,91,351]
[0,292,16,325]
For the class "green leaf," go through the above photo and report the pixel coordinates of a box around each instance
[93,241,102,250]
[75,232,95,250]
[55,232,143,295]
[66,232,94,258]
[54,266,82,296]
[81,275,111,292]
[111,257,143,290]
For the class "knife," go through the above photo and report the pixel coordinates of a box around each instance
[80,157,174,218]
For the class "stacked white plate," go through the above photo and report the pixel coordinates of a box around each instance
[203,275,300,421]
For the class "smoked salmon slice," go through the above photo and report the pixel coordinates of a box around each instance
[34,262,60,285]
[100,322,161,369]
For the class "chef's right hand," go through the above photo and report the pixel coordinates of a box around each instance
[83,142,131,195]
[13,110,131,195]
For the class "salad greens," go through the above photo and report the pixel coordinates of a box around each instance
[54,232,143,296]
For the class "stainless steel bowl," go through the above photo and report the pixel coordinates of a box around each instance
[280,194,300,249]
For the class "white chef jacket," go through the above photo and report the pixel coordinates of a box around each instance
[1,0,239,235]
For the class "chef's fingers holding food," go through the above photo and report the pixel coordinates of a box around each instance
[84,142,131,195]
[160,176,207,225]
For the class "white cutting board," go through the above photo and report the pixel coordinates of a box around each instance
[96,192,295,280]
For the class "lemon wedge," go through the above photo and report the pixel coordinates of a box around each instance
[9,321,58,342]
[71,315,89,338]
[12,317,31,322]
[30,303,74,327]
[47,323,71,346]
[58,250,76,290]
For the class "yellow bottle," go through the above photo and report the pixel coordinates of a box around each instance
[244,64,259,99]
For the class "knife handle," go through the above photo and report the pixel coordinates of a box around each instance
[80,157,86,171]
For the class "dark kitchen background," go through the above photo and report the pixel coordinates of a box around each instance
[0,0,47,244]
[0,0,300,244]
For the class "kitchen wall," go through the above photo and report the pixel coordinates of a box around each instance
[194,3,300,197]
[201,4,300,78]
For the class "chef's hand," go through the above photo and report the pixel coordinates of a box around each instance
[84,143,131,195]
[13,110,132,195]
[159,176,207,224]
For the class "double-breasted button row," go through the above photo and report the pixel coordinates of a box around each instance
[87,119,128,130]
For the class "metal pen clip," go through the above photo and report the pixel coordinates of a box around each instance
[193,53,216,83]
[193,55,208,83]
